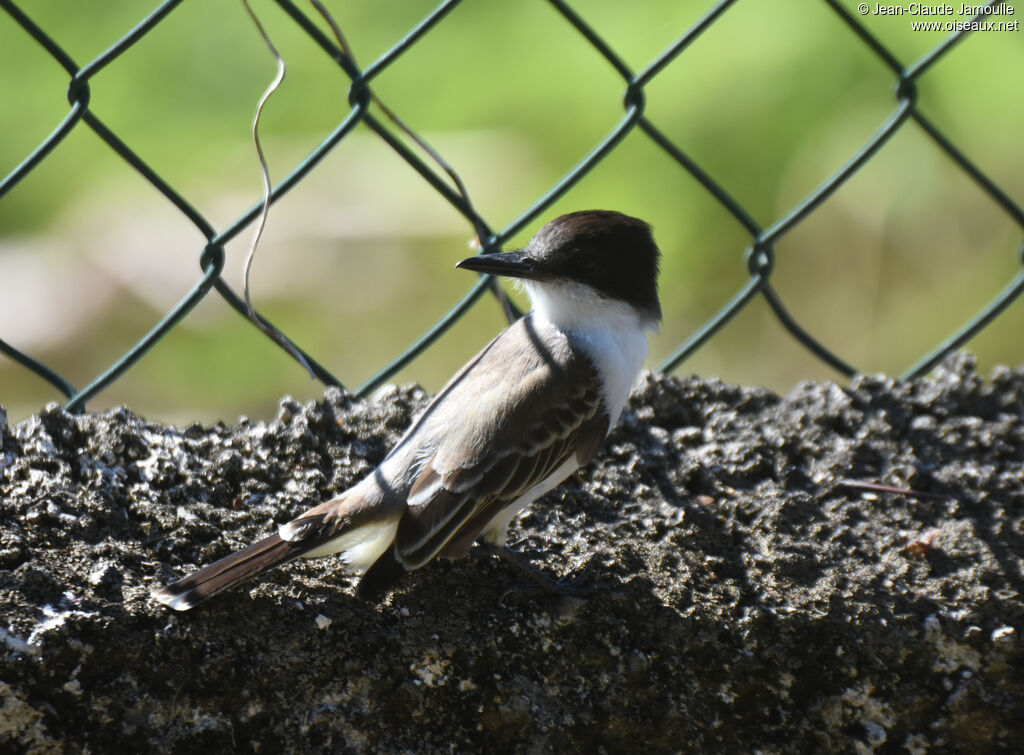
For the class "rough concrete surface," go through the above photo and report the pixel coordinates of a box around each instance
[1,354,1022,753]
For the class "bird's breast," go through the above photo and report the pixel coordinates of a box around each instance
[563,319,648,427]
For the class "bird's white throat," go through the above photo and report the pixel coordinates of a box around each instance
[523,279,656,426]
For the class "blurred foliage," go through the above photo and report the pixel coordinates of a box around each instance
[1,0,1022,424]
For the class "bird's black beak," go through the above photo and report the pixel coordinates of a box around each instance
[455,249,552,282]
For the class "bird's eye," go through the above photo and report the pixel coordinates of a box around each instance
[575,256,597,276]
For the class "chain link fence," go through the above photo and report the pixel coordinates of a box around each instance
[2,0,1022,418]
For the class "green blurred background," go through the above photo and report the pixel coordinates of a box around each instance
[1,0,1022,425]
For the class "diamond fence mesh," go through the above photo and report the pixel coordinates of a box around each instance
[1,0,1022,419]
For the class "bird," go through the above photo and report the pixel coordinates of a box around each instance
[153,210,661,610]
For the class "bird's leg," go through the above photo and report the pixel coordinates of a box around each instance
[468,538,551,563]
[482,541,597,599]
[503,537,555,560]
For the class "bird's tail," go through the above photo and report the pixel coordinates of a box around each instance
[153,534,306,612]
[153,486,404,611]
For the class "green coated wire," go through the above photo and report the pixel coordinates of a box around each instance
[0,0,1021,416]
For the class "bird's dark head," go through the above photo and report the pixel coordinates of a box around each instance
[457,210,662,325]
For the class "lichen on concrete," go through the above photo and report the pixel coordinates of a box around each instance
[1,354,1021,752]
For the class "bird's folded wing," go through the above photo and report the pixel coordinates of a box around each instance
[394,357,610,569]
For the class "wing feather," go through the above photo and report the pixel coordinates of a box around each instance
[391,316,611,568]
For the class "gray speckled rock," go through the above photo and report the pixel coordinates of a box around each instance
[1,355,1022,753]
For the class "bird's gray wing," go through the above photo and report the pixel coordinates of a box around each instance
[392,319,610,569]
